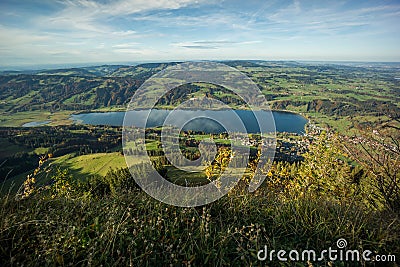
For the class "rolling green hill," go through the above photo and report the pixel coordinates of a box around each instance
[0,61,398,130]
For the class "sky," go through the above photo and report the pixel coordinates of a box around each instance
[0,0,399,67]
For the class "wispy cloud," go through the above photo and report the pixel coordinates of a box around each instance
[113,48,149,54]
[262,0,400,37]
[172,40,262,50]
[36,0,204,38]
[112,42,140,48]
[62,0,204,16]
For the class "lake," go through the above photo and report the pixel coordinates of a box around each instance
[22,120,51,127]
[70,110,308,134]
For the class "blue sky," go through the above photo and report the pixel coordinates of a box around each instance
[0,0,399,66]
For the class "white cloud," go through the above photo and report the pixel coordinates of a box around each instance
[0,26,50,45]
[113,48,148,54]
[111,30,137,36]
[105,0,202,16]
[262,1,400,37]
[59,0,203,17]
[172,40,262,49]
[112,42,140,48]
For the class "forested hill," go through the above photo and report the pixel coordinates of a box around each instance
[0,61,399,124]
[0,63,173,112]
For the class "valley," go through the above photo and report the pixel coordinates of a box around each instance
[0,61,399,265]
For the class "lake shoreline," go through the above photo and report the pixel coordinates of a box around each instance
[18,108,309,133]
[73,107,307,118]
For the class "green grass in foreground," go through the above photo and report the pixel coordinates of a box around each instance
[0,189,398,266]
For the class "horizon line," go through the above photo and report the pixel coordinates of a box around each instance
[1,59,400,72]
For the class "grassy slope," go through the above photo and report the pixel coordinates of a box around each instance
[1,189,398,266]
[1,152,131,195]
[52,152,131,178]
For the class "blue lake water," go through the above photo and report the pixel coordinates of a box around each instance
[22,120,51,127]
[70,110,308,134]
